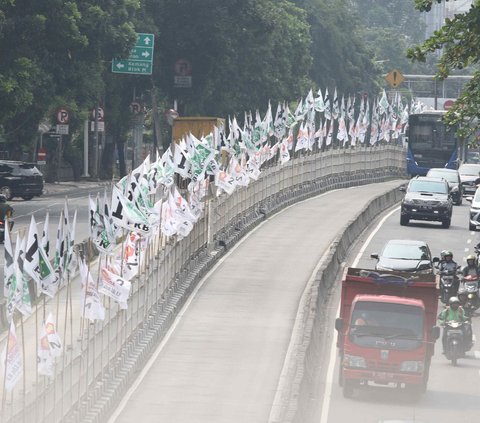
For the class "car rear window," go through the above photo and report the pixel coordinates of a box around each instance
[459,164,480,176]
[426,170,458,183]
[408,180,448,194]
[382,243,430,260]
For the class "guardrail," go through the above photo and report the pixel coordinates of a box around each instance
[0,144,406,423]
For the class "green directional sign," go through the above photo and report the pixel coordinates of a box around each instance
[112,33,154,75]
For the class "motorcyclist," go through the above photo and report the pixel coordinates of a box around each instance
[438,296,471,353]
[462,254,480,278]
[439,250,460,296]
[457,288,473,318]
[0,194,13,244]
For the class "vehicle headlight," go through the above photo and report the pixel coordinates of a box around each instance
[344,354,367,368]
[400,360,424,373]
[416,268,433,274]
[402,198,415,205]
[468,293,476,299]
[438,200,450,207]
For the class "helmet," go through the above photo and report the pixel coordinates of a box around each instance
[466,254,476,263]
[444,250,453,258]
[449,296,460,305]
[440,250,447,259]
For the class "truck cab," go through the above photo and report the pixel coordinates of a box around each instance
[335,268,440,398]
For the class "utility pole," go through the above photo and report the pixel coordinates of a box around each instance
[150,84,163,158]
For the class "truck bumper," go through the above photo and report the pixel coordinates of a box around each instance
[343,368,424,385]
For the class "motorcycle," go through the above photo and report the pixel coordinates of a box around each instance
[462,274,480,313]
[444,320,469,366]
[439,268,459,304]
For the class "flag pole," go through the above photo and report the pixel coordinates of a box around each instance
[1,317,13,422]
[20,315,26,423]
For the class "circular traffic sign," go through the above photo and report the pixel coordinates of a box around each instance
[129,102,142,114]
[91,107,105,121]
[56,108,69,124]
[174,58,192,76]
[443,99,455,110]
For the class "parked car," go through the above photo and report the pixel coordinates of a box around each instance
[0,160,44,200]
[458,163,480,197]
[370,239,437,274]
[400,176,453,228]
[467,187,480,231]
[426,168,463,205]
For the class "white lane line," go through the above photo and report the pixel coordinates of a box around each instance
[465,247,470,253]
[474,351,480,360]
[467,239,472,244]
[319,206,400,423]
[109,187,346,423]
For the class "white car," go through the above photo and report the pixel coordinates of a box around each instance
[468,187,480,230]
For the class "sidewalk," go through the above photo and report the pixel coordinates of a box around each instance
[42,180,113,196]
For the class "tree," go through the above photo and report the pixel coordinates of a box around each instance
[292,0,380,95]
[0,0,139,159]
[407,0,480,142]
[151,0,312,117]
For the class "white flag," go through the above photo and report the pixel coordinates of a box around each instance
[45,312,63,358]
[1,320,23,391]
[37,322,54,377]
[79,259,105,321]
[99,267,132,308]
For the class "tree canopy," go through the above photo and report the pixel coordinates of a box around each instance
[0,0,385,177]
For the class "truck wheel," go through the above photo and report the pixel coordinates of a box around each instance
[400,215,409,226]
[342,380,355,398]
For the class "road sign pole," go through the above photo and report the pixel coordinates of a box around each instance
[94,105,99,179]
[82,120,90,177]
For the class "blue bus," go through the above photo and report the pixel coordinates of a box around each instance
[406,110,458,176]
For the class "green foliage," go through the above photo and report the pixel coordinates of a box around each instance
[293,0,380,94]
[352,0,431,75]
[408,1,480,143]
[152,0,312,116]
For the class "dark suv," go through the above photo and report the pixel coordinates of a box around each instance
[0,161,44,200]
[400,176,453,228]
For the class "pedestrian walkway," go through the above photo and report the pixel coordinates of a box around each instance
[42,179,113,196]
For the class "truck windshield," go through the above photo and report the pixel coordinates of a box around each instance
[349,301,424,350]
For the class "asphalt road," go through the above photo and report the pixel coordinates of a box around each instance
[317,200,480,423]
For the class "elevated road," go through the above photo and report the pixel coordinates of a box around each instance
[108,181,402,423]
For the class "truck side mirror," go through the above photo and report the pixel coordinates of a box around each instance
[432,326,441,340]
[370,253,379,260]
[335,318,344,332]
[399,186,406,192]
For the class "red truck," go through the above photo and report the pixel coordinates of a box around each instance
[335,268,440,398]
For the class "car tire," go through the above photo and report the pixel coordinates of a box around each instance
[400,215,409,226]
[470,222,476,231]
[21,195,33,201]
[456,197,462,206]
[342,379,355,399]
[442,218,451,229]
[0,186,12,201]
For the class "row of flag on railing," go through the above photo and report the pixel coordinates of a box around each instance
[2,86,422,391]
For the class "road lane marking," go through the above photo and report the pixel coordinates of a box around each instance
[465,248,470,252]
[109,186,350,423]
[474,351,480,360]
[467,239,472,244]
[319,205,400,423]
